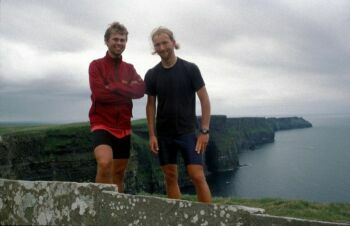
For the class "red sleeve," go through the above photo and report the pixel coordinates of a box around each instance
[107,64,145,99]
[89,60,123,103]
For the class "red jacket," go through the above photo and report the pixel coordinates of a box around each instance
[89,52,145,130]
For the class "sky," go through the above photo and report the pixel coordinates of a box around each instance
[1,0,349,123]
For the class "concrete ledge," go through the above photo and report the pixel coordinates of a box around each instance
[0,178,348,226]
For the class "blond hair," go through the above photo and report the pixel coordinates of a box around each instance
[151,27,180,54]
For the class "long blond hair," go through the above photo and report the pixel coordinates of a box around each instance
[151,27,180,54]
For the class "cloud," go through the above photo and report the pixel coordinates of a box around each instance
[0,0,349,122]
[1,2,96,52]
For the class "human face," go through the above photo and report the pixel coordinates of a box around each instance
[106,32,127,58]
[152,33,176,61]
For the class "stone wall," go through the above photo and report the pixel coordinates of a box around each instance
[0,179,347,226]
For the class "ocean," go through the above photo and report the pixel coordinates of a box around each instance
[204,113,350,203]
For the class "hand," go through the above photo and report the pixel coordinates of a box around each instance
[130,80,139,85]
[195,134,209,154]
[121,80,139,86]
[149,135,159,154]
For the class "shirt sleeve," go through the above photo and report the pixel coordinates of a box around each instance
[107,64,145,99]
[89,60,124,103]
[189,63,205,91]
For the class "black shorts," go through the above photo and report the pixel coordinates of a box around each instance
[92,130,131,159]
[157,132,203,166]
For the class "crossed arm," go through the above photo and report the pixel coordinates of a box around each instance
[89,62,145,103]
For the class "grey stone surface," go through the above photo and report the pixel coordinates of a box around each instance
[0,178,348,226]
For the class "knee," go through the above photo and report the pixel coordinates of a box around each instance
[188,171,206,184]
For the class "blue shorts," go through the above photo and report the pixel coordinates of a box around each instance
[92,130,130,159]
[158,132,203,166]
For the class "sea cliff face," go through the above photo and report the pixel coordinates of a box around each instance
[0,116,311,194]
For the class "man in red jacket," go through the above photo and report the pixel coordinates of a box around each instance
[88,22,144,192]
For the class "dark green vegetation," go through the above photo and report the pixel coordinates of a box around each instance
[0,120,164,193]
[0,116,312,194]
[0,123,55,135]
[138,192,350,223]
[182,195,350,224]
[2,117,348,223]
[0,122,94,181]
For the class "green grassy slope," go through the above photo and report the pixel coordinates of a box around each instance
[2,119,348,223]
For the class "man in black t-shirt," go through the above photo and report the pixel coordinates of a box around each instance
[145,27,212,203]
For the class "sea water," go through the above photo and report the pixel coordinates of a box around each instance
[205,113,350,203]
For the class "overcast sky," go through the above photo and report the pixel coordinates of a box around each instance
[1,0,349,123]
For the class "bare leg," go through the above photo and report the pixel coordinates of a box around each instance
[112,159,129,193]
[161,164,181,199]
[94,145,113,184]
[187,164,212,203]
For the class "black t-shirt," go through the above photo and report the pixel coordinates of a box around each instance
[145,58,205,136]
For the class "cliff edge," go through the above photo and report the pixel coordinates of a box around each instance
[0,115,312,194]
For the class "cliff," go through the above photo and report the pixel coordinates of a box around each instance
[0,116,312,194]
[267,117,313,131]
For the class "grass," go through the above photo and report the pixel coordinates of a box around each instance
[2,121,349,223]
[138,192,350,223]
[0,124,54,135]
[180,195,350,223]
[0,122,90,136]
[131,118,147,126]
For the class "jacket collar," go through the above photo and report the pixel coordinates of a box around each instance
[105,51,122,64]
